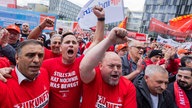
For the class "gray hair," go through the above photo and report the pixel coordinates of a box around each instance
[16,39,43,55]
[50,34,62,42]
[145,65,168,76]
[128,40,141,47]
[128,40,135,47]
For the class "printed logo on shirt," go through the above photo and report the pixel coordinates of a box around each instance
[50,71,79,89]
[96,95,122,108]
[13,91,49,108]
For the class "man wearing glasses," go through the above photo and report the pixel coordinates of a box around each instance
[121,40,146,82]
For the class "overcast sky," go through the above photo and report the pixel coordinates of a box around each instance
[17,0,145,11]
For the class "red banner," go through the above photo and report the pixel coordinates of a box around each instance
[127,31,146,41]
[135,33,146,41]
[149,18,187,37]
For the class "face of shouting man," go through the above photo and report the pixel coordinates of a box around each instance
[100,52,122,86]
[60,34,79,64]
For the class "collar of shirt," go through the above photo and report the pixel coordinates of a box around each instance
[15,66,40,84]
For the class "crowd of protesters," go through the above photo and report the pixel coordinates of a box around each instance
[0,5,192,108]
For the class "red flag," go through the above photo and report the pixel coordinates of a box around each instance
[169,14,192,28]
[148,18,187,37]
[169,14,192,32]
[177,19,192,32]
[118,17,128,29]
[73,22,83,34]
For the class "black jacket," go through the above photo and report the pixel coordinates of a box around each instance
[0,44,16,65]
[134,78,177,108]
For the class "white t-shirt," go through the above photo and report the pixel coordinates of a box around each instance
[150,94,159,108]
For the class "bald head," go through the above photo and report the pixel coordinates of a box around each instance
[102,52,121,63]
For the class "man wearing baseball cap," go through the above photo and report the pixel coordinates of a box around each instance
[6,24,21,49]
[0,27,17,65]
[115,43,128,57]
[177,49,190,59]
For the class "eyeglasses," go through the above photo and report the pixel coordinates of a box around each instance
[132,46,145,50]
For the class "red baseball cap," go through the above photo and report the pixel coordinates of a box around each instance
[116,43,127,52]
[6,24,20,34]
[178,49,189,55]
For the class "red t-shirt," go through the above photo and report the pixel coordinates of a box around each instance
[44,47,61,60]
[85,42,92,49]
[81,68,137,108]
[42,55,84,108]
[0,57,11,68]
[0,68,50,108]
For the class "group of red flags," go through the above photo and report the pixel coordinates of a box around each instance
[149,14,192,38]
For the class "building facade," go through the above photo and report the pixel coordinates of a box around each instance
[127,11,143,32]
[140,0,192,35]
[28,3,49,13]
[49,0,81,21]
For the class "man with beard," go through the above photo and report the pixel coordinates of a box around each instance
[80,27,137,108]
[168,67,192,108]
[135,65,176,108]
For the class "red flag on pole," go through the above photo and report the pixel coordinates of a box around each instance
[118,17,128,29]
[169,14,192,32]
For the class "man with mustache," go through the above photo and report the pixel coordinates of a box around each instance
[135,65,176,108]
[168,67,192,108]
[80,27,137,108]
